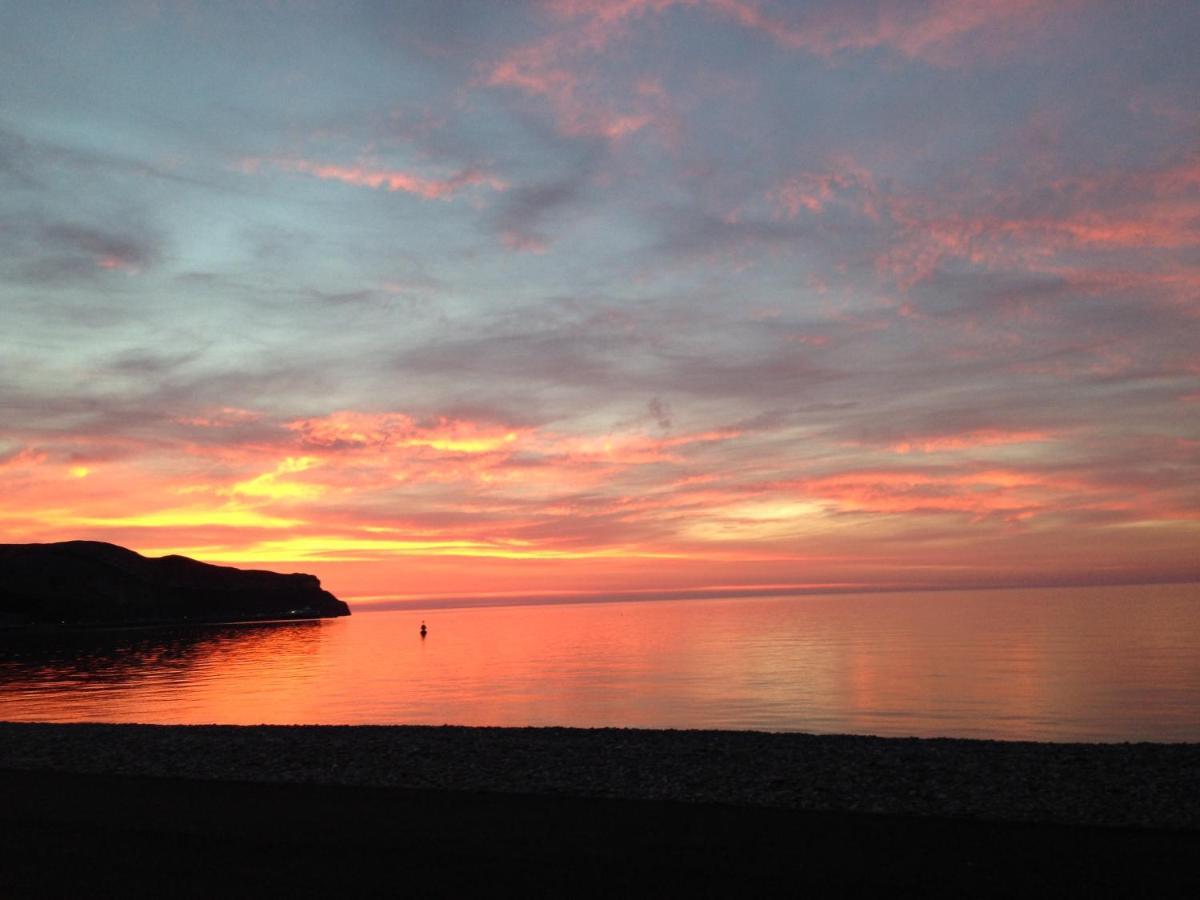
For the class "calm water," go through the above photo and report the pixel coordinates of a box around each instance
[2,584,1198,742]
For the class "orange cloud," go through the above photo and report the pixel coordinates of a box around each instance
[226,456,325,501]
[889,430,1053,454]
[287,411,522,455]
[789,464,1148,522]
[0,448,48,472]
[4,397,1194,600]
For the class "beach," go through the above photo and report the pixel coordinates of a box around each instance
[2,723,1198,895]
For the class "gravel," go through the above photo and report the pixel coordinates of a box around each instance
[2,721,1197,830]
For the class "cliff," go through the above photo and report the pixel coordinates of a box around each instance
[0,541,350,627]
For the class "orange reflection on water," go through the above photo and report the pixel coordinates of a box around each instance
[0,622,330,725]
[2,584,1199,742]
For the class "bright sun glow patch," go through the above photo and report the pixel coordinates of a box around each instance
[685,500,829,540]
[74,507,304,529]
[227,456,325,500]
[139,535,690,563]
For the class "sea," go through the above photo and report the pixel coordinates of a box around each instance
[2,583,1198,743]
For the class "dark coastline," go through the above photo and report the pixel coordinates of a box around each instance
[0,541,350,628]
[2,723,1198,896]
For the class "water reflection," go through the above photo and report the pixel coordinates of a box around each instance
[0,621,327,724]
[2,584,1198,741]
[1,621,321,681]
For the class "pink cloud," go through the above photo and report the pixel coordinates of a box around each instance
[0,448,48,472]
[241,157,506,199]
[485,52,665,141]
[888,430,1053,454]
[873,152,1200,290]
[95,255,139,272]
[175,407,264,429]
[543,0,1081,66]
[708,0,1080,65]
[768,158,880,220]
[484,1,681,141]
[488,0,1069,145]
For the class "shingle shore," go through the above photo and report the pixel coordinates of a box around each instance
[2,721,1196,830]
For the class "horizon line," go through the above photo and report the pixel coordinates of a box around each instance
[346,574,1200,614]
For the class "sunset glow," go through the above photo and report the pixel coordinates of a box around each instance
[1,1,1197,603]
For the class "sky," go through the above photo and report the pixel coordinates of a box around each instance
[1,0,1197,603]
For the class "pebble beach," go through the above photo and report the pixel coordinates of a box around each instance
[3,721,1198,829]
[3,722,1199,895]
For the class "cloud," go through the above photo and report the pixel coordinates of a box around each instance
[875,152,1200,290]
[767,159,880,221]
[0,348,334,457]
[886,430,1053,455]
[2,221,159,283]
[504,0,1081,117]
[391,295,842,409]
[794,465,1076,521]
[726,149,1200,324]
[0,126,40,188]
[287,411,522,455]
[493,178,584,251]
[226,456,325,500]
[483,2,679,142]
[652,208,812,265]
[3,1,1198,594]
[648,397,672,430]
[240,156,506,199]
[707,0,1082,65]
[174,407,263,429]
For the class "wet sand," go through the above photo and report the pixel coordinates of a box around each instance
[1,723,1198,895]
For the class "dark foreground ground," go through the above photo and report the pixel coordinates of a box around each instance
[1,723,1198,896]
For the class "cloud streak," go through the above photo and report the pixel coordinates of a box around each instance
[241,157,507,199]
